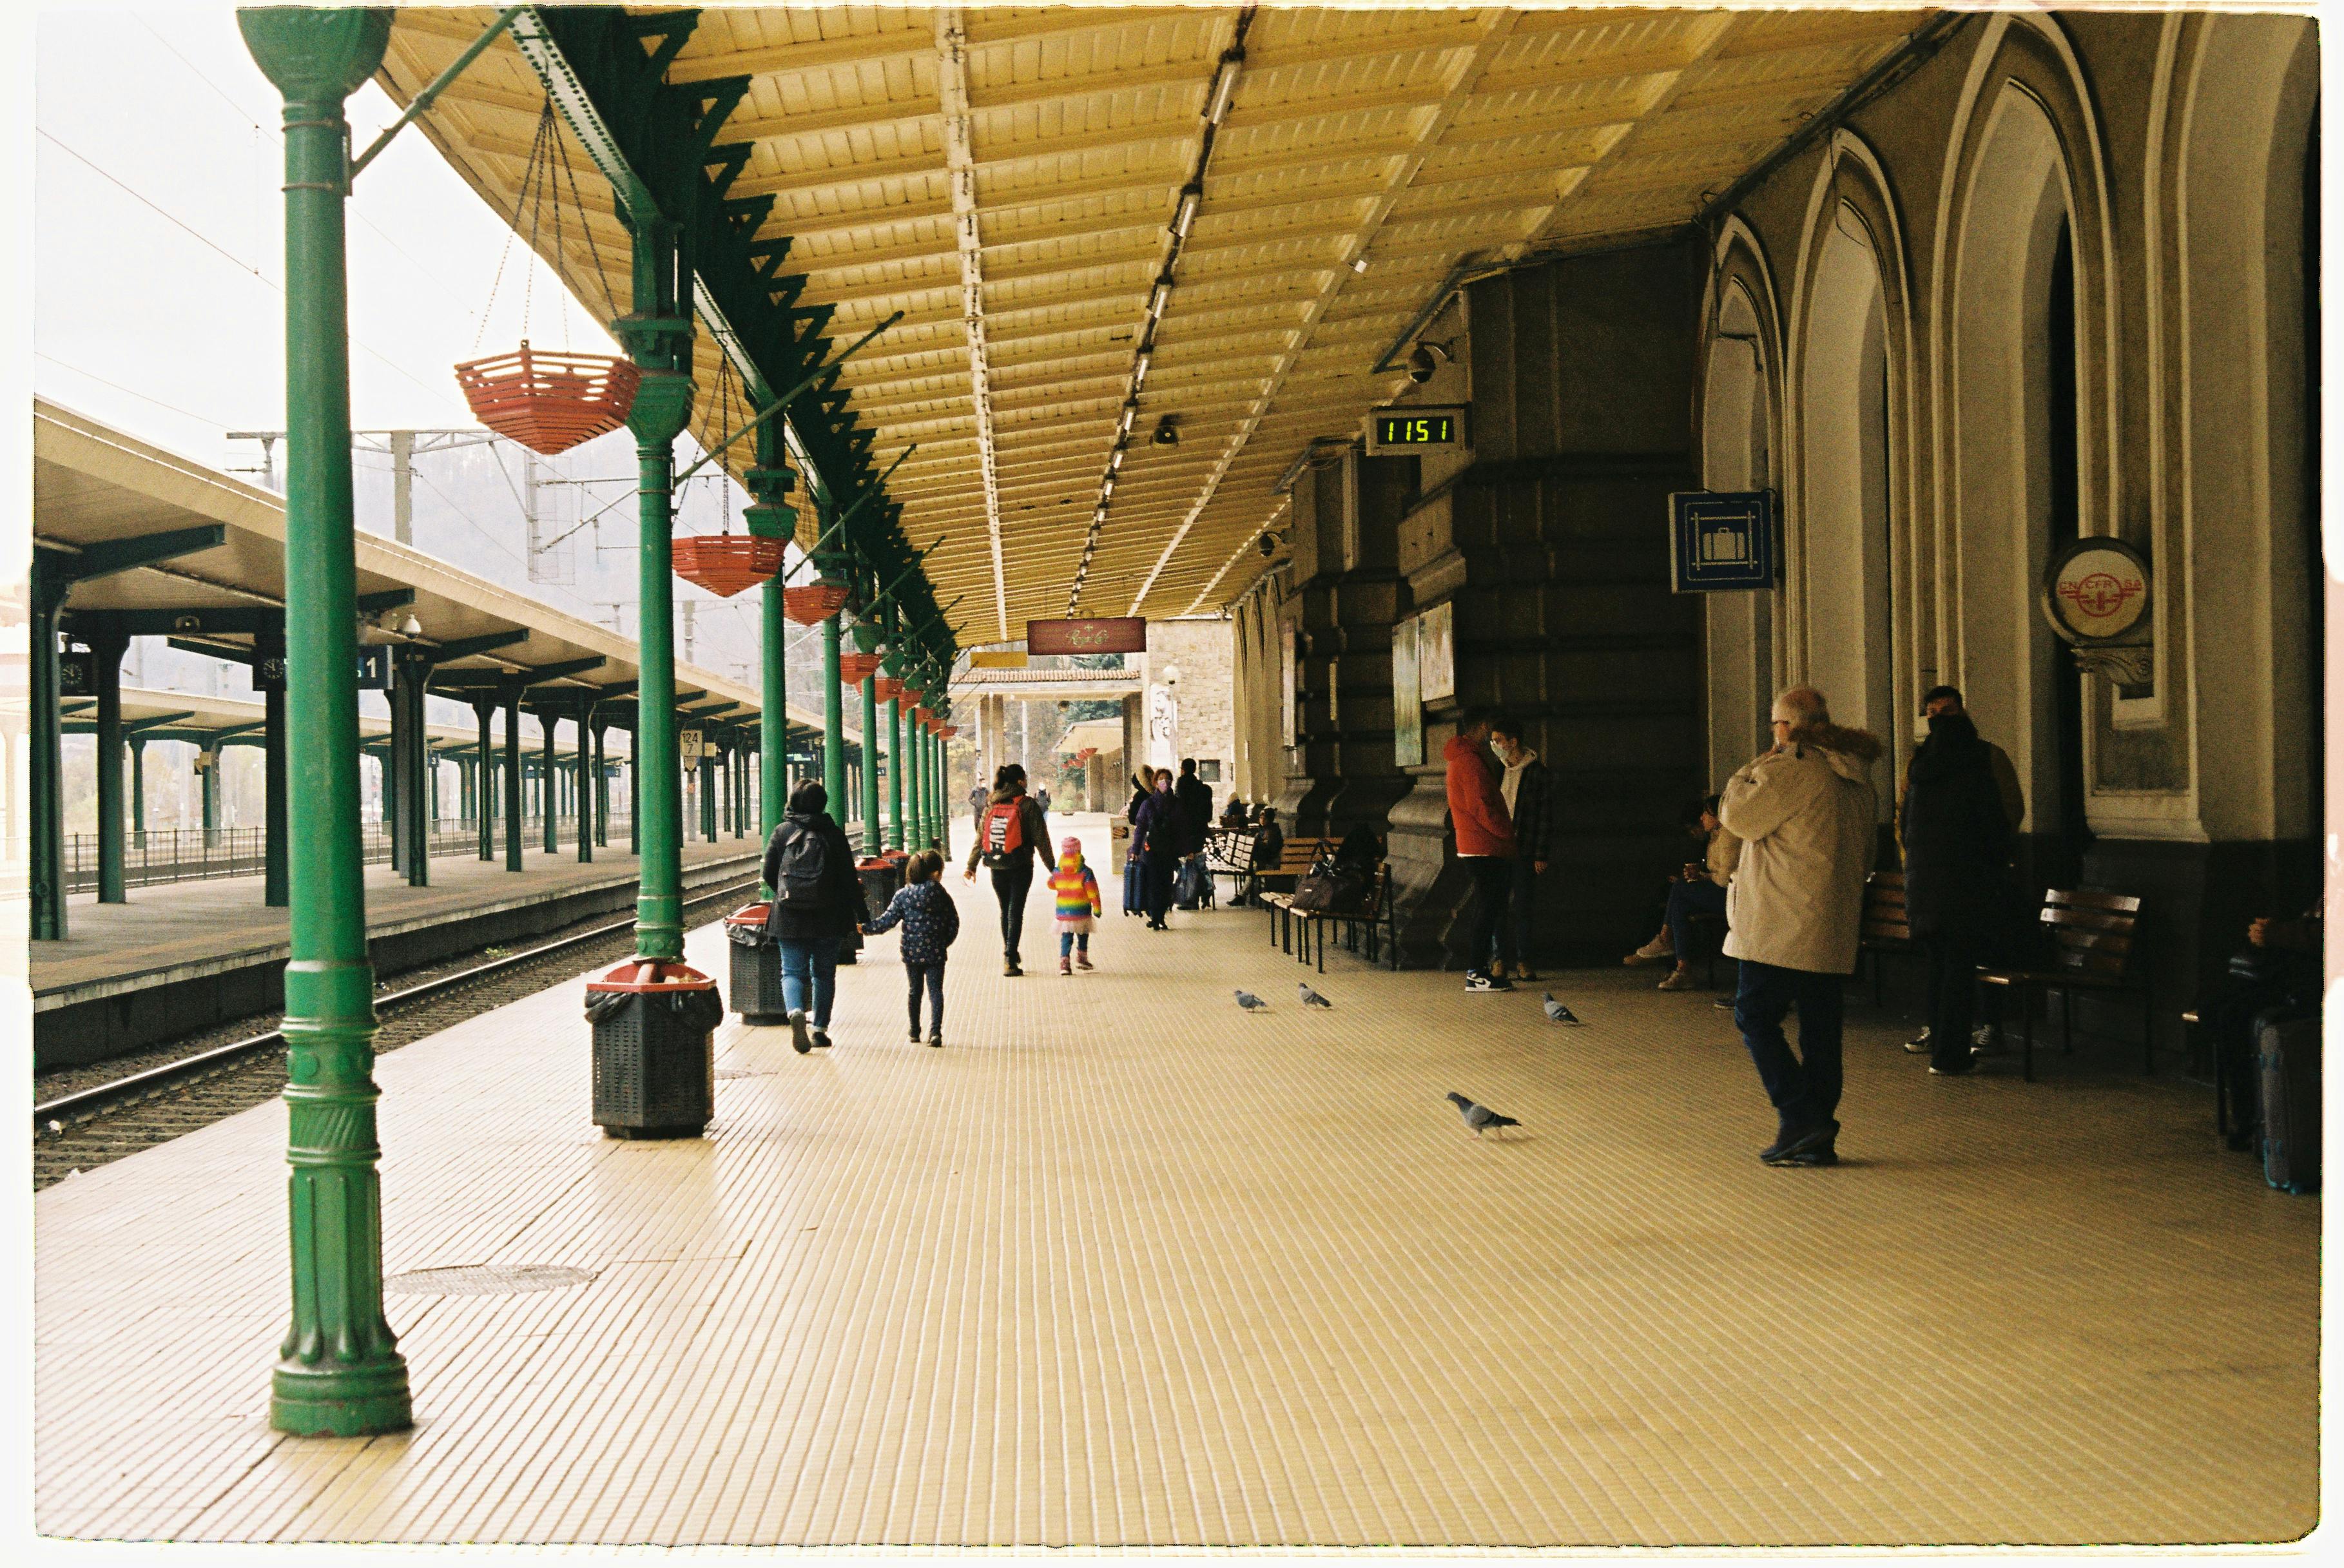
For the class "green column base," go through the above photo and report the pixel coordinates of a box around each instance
[271,1357,412,1437]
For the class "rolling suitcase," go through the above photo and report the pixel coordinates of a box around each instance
[1123,851,1146,917]
[2256,1009,2321,1194]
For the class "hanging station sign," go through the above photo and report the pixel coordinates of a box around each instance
[1362,405,1469,456]
[1668,490,1779,592]
[2041,536,2154,686]
[1026,617,1147,655]
[250,647,390,692]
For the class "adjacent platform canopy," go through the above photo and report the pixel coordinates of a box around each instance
[34,398,853,746]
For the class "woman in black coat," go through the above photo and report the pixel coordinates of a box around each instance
[1131,768,1182,929]
[1899,710,2014,1076]
[761,779,868,1054]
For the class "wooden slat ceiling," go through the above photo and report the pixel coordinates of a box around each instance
[387,5,1926,643]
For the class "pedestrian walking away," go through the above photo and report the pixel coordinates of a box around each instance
[1444,710,1518,990]
[1487,715,1554,983]
[963,762,1051,975]
[1898,688,2016,1076]
[1049,836,1103,973]
[761,779,869,1054]
[866,849,961,1047]
[1719,686,1881,1166]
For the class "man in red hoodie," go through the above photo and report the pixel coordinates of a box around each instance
[1444,710,1518,991]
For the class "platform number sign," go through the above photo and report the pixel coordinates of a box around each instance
[680,728,702,759]
[1669,490,1779,592]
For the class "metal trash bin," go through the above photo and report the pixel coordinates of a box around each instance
[844,855,905,968]
[584,959,721,1139]
[723,902,788,1025]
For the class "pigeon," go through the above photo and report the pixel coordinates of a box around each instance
[44,1119,62,1136]
[1445,1091,1520,1137]
[1542,992,1583,1025]
[1298,983,1333,1009]
[1234,990,1269,1011]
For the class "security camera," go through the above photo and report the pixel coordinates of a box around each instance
[1152,414,1179,447]
[1405,339,1452,385]
[1257,532,1277,558]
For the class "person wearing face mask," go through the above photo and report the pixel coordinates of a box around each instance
[1898,686,2017,1078]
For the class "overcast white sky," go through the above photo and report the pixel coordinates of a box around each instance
[30,3,619,473]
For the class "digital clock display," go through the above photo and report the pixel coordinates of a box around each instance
[1373,412,1455,445]
[1363,404,1468,454]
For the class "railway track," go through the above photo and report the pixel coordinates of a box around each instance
[34,869,764,1190]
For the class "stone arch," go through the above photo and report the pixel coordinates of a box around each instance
[1783,130,1920,799]
[2169,14,2320,842]
[1933,15,2119,860]
[1698,219,1785,777]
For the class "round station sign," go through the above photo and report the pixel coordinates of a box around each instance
[2042,537,2152,644]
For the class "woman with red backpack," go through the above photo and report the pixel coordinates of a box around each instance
[961,763,1051,976]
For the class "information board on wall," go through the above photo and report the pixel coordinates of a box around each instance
[1391,615,1424,768]
[1027,617,1147,655]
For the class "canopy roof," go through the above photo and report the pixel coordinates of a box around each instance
[33,398,847,743]
[59,686,634,757]
[384,4,1925,634]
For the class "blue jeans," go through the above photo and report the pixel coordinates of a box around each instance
[1665,878,1729,967]
[1058,929,1090,958]
[777,936,840,1027]
[905,960,944,1034]
[1732,959,1845,1136]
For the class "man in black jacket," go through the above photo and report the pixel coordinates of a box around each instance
[1899,700,2015,1076]
[1174,759,1214,853]
[962,762,1051,975]
[1489,716,1556,983]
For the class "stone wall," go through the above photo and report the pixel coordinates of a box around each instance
[1138,617,1236,793]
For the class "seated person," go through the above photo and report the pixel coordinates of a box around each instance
[2207,900,2322,1150]
[1625,795,1739,991]
[1251,806,1285,867]
[1220,795,1250,830]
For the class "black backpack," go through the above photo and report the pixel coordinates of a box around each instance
[772,820,832,907]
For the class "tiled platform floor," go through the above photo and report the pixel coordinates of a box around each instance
[34,820,2319,1547]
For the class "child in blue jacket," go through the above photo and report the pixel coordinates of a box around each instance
[866,850,961,1047]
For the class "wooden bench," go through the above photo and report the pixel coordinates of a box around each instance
[1977,888,2150,1082]
[1248,838,1324,920]
[1857,870,1918,1006]
[1267,862,1399,973]
[1203,826,1259,902]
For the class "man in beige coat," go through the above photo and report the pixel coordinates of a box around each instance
[1720,686,1882,1168]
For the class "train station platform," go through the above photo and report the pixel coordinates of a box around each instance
[32,822,2317,1548]
[31,837,764,1069]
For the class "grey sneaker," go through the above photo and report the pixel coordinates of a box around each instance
[1904,1027,1933,1054]
[789,1009,812,1055]
[1970,1023,2005,1055]
[1464,971,1513,993]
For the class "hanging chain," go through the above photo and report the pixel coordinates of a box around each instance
[554,115,623,324]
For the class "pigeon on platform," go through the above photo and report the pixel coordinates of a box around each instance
[1298,983,1333,1009]
[1235,990,1269,1011]
[1445,1092,1520,1137]
[1542,992,1583,1025]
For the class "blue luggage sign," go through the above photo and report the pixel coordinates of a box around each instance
[1669,490,1777,592]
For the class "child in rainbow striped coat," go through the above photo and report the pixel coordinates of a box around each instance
[1049,837,1102,975]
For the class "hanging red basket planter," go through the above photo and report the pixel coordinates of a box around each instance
[782,581,850,626]
[874,675,904,701]
[940,724,959,738]
[454,342,640,456]
[671,535,784,598]
[838,652,883,684]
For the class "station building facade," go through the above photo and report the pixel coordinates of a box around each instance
[1230,8,2321,1043]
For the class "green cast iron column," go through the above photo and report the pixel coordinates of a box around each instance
[861,676,882,853]
[623,373,693,961]
[131,735,147,849]
[27,562,66,939]
[503,686,523,871]
[201,740,218,844]
[260,622,288,907]
[471,698,494,860]
[885,697,904,852]
[760,576,785,870]
[628,709,641,857]
[821,612,846,820]
[93,633,127,904]
[576,699,594,863]
[239,3,409,1438]
[541,704,557,855]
